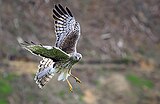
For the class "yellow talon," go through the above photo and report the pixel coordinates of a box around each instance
[71,74,81,83]
[67,79,73,92]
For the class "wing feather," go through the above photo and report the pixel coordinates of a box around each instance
[53,9,63,19]
[35,58,57,88]
[55,5,65,16]
[66,7,73,17]
[19,41,70,61]
[58,4,68,15]
[53,4,81,53]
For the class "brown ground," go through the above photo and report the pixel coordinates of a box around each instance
[0,0,160,104]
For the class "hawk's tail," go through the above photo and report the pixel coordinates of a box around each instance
[34,58,57,88]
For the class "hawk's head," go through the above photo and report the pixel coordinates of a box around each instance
[70,52,82,63]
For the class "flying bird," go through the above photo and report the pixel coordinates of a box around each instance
[18,4,82,92]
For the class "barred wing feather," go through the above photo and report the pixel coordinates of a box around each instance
[53,4,80,53]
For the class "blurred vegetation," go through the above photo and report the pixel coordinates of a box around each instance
[0,0,160,104]
[0,73,17,104]
[126,74,154,89]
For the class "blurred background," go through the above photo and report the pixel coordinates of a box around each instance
[0,0,160,104]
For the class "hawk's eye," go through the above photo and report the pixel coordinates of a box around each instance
[75,56,78,59]
[75,56,79,60]
[78,56,82,60]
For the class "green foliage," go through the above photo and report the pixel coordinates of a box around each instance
[0,80,12,96]
[58,90,66,99]
[0,73,16,104]
[3,74,17,81]
[126,74,154,89]
[0,99,8,104]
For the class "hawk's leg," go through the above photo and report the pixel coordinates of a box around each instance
[68,68,81,83]
[66,79,73,92]
[70,74,81,83]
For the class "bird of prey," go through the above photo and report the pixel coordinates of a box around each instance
[19,4,82,92]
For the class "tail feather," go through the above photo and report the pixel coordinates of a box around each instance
[34,58,56,88]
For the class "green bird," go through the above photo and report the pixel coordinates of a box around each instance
[19,4,82,92]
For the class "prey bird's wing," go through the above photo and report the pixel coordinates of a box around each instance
[19,41,70,61]
[53,4,81,53]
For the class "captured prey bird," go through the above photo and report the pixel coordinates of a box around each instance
[18,4,82,92]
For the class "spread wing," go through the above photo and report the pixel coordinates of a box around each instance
[53,4,81,53]
[19,41,70,61]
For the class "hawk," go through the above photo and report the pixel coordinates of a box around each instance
[19,4,82,92]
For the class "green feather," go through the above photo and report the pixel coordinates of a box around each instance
[21,43,70,61]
